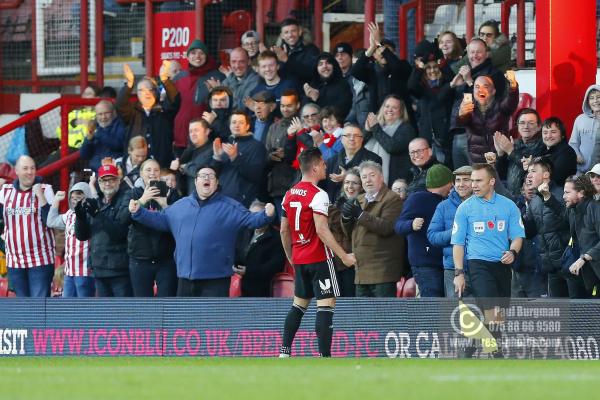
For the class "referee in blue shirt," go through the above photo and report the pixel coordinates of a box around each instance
[451,163,525,356]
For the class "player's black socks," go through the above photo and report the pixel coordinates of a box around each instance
[316,306,334,357]
[280,303,307,356]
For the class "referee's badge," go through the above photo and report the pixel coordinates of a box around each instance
[473,221,484,233]
[497,220,505,231]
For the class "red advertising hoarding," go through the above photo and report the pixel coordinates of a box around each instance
[152,11,196,73]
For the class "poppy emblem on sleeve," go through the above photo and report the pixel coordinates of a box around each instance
[487,220,495,230]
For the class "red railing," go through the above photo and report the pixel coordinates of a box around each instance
[398,0,424,60]
[502,0,526,67]
[0,97,101,193]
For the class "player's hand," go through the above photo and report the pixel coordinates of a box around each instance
[454,274,466,297]
[341,253,356,267]
[264,203,275,217]
[501,250,516,264]
[569,258,586,275]
[412,217,424,231]
[53,191,66,207]
[129,199,140,214]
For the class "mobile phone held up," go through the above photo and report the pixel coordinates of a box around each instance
[149,180,168,197]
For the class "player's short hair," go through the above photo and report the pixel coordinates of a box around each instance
[358,160,383,175]
[298,147,323,174]
[471,163,496,179]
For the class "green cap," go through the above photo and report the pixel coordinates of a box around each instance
[426,164,454,189]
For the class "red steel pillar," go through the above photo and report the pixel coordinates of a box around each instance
[536,0,597,134]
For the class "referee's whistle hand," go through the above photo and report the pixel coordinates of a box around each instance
[500,251,514,264]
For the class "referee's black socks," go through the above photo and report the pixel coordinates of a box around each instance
[316,306,334,357]
[280,303,307,356]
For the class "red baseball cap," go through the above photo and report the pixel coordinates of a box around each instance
[98,164,119,178]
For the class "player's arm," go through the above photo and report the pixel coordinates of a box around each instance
[280,216,293,264]
[314,213,355,267]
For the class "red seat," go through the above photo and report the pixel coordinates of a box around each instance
[271,272,295,297]
[401,277,417,298]
[509,92,535,139]
[229,273,242,297]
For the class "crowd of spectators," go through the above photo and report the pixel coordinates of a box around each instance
[4,18,600,301]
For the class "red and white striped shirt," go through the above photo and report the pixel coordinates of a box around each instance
[0,183,55,269]
[62,210,90,277]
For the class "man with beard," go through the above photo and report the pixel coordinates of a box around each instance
[303,52,353,119]
[173,39,224,156]
[80,100,126,172]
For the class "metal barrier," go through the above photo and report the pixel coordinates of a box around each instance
[0,97,101,193]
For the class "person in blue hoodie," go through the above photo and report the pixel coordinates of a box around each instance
[395,164,454,297]
[427,165,474,298]
[129,164,275,297]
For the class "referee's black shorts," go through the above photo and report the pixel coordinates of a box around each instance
[294,259,340,300]
[469,259,511,311]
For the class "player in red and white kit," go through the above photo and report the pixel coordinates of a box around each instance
[0,156,55,297]
[279,147,356,357]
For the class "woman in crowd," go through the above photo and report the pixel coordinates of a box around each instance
[363,94,416,184]
[328,167,363,297]
[126,158,179,297]
[437,31,463,76]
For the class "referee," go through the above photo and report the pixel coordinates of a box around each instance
[451,163,524,357]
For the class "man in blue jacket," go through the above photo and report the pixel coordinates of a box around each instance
[427,165,474,298]
[395,164,454,297]
[129,165,275,297]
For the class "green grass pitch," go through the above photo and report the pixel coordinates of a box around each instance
[1,357,598,399]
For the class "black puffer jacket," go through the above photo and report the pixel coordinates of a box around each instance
[74,184,131,278]
[126,185,180,261]
[308,52,353,118]
[543,140,578,187]
[407,157,438,195]
[116,81,180,168]
[496,136,546,196]
[525,184,570,273]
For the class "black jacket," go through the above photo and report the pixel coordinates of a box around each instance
[363,121,417,183]
[308,52,353,118]
[407,157,439,195]
[116,81,180,168]
[126,186,179,261]
[325,147,382,201]
[280,40,320,85]
[525,184,570,273]
[496,136,546,196]
[408,68,455,149]
[235,226,285,297]
[350,48,414,126]
[74,184,131,278]
[544,140,578,187]
[179,142,214,195]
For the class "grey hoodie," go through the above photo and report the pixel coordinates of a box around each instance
[46,182,92,229]
[569,84,600,173]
